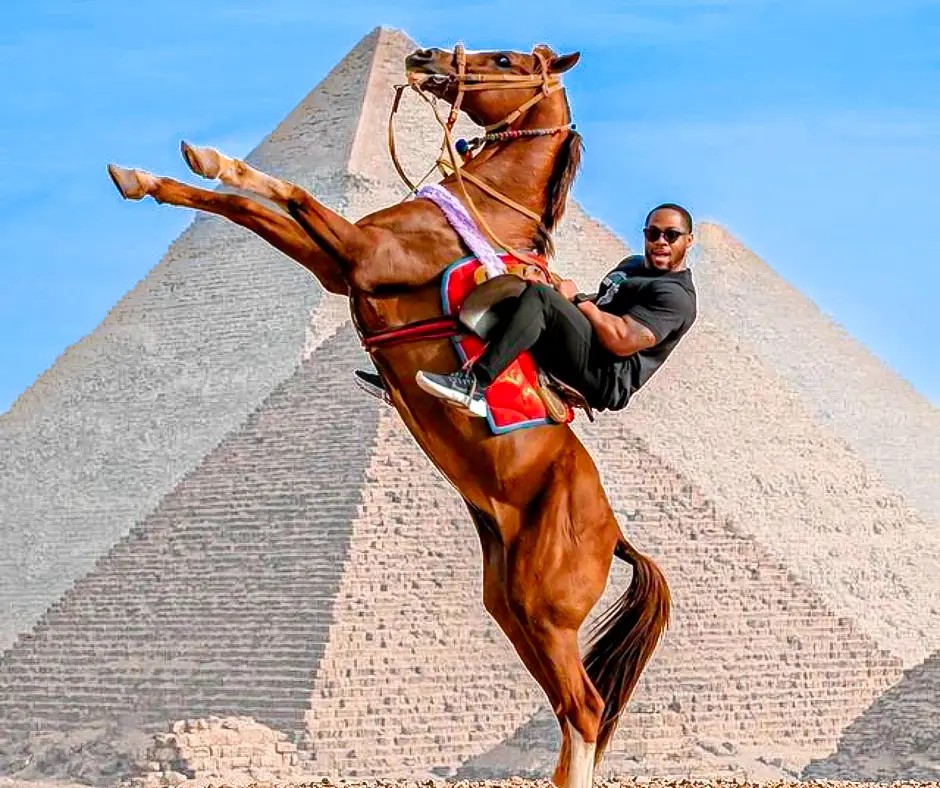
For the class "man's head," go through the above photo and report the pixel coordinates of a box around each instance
[643,203,694,271]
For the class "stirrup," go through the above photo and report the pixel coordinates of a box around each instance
[536,371,570,423]
[354,369,392,405]
[537,371,595,423]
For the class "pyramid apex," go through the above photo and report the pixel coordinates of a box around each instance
[334,27,418,63]
[343,26,479,184]
[694,220,735,241]
[238,25,424,188]
[370,25,418,48]
[690,221,751,265]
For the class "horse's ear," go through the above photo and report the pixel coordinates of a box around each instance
[549,52,580,74]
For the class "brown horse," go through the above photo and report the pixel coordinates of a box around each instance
[108,44,670,788]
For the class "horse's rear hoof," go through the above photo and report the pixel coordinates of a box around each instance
[181,141,222,180]
[107,164,150,200]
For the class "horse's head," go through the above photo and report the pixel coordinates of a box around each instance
[405,44,580,130]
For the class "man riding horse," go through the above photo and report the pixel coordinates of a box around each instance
[356,203,697,416]
[108,42,677,788]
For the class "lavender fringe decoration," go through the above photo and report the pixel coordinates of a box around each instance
[416,184,507,279]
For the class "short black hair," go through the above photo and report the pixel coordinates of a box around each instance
[645,203,693,233]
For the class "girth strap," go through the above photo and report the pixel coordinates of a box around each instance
[361,315,462,351]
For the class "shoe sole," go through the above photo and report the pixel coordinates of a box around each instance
[415,372,488,418]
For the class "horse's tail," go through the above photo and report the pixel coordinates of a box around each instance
[583,535,671,762]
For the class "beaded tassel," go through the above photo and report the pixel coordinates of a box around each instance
[456,122,576,160]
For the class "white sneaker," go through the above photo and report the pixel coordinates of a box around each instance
[415,370,488,418]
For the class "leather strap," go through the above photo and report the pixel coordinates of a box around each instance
[387,84,417,193]
[361,315,462,351]
[437,158,542,223]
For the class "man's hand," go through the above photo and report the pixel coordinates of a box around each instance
[555,278,579,301]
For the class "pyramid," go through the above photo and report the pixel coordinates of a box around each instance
[804,649,940,782]
[1,26,939,785]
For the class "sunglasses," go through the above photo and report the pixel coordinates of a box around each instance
[644,226,689,244]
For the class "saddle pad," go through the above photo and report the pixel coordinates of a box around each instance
[441,254,574,434]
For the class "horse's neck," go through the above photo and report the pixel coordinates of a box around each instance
[463,94,571,220]
[355,94,572,336]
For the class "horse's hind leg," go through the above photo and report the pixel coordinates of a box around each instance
[508,574,607,788]
[467,504,562,709]
[506,470,620,788]
[467,501,581,783]
[523,623,604,788]
[107,165,347,294]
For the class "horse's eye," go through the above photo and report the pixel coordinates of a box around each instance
[494,54,512,68]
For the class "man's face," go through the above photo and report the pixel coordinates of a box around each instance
[644,208,693,271]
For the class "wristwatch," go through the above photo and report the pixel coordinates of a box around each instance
[571,292,596,305]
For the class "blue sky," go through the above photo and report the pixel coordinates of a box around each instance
[1,0,938,412]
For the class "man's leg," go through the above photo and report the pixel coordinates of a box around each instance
[416,283,605,414]
[473,283,594,389]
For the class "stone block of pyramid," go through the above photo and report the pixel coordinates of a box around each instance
[1,25,938,785]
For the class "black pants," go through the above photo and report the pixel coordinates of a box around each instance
[473,283,613,408]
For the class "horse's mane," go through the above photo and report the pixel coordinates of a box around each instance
[534,130,583,258]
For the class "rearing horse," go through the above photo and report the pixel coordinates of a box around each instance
[108,43,670,788]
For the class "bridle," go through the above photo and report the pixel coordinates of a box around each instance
[387,43,575,270]
[363,45,576,356]
[435,43,565,134]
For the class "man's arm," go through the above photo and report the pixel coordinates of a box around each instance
[576,281,692,357]
[576,302,657,357]
[555,276,656,356]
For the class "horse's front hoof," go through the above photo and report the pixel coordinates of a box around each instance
[107,164,152,200]
[181,141,222,180]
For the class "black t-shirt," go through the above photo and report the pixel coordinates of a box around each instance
[593,254,697,409]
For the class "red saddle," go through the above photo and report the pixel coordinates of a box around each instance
[442,254,574,434]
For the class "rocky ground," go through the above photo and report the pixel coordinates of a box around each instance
[2,717,935,788]
[5,778,940,788]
